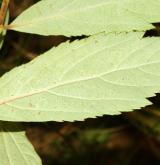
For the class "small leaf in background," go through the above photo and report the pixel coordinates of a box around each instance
[0,122,42,165]
[0,32,159,121]
[9,0,160,36]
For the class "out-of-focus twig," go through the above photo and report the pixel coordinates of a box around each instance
[0,0,9,25]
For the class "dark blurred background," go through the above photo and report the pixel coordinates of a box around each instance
[1,1,160,165]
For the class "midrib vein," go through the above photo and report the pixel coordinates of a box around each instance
[0,60,160,105]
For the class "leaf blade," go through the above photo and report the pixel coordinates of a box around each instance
[0,32,159,121]
[9,0,160,36]
[0,122,42,165]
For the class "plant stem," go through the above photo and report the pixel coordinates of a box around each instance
[0,0,9,25]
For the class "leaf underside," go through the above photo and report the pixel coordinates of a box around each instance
[0,32,159,121]
[10,0,160,36]
[0,122,41,165]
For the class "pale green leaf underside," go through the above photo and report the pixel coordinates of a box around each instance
[0,122,41,165]
[0,32,160,121]
[9,0,160,36]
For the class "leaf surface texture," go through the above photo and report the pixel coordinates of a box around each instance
[0,32,159,121]
[10,0,160,36]
[0,122,41,165]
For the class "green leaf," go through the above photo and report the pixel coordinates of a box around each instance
[9,0,160,36]
[0,32,160,121]
[0,122,42,165]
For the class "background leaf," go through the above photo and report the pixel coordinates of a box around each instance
[0,122,42,165]
[9,0,160,36]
